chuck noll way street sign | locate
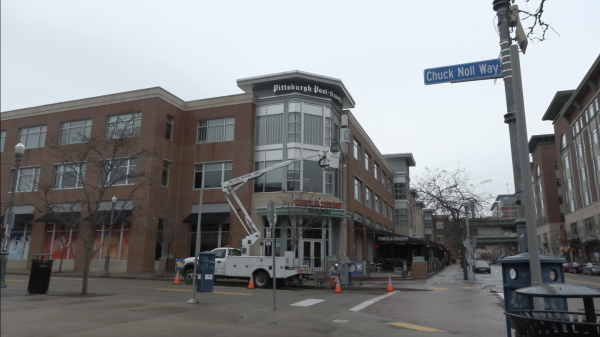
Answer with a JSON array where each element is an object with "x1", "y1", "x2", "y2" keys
[{"x1": 424, "y1": 59, "x2": 501, "y2": 85}]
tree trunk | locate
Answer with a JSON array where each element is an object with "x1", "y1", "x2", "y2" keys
[
  {"x1": 461, "y1": 249, "x2": 468, "y2": 280},
  {"x1": 58, "y1": 247, "x2": 64, "y2": 273}
]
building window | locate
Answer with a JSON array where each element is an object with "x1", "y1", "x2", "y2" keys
[
  {"x1": 584, "y1": 217, "x2": 595, "y2": 232},
  {"x1": 436, "y1": 235, "x2": 444, "y2": 243},
  {"x1": 375, "y1": 194, "x2": 381, "y2": 213},
  {"x1": 436, "y1": 221, "x2": 444, "y2": 229},
  {"x1": 18, "y1": 125, "x2": 47, "y2": 149},
  {"x1": 44, "y1": 223, "x2": 77, "y2": 261},
  {"x1": 395, "y1": 208, "x2": 408, "y2": 227},
  {"x1": 354, "y1": 177, "x2": 362, "y2": 201},
  {"x1": 254, "y1": 161, "x2": 283, "y2": 193},
  {"x1": 194, "y1": 162, "x2": 233, "y2": 189},
  {"x1": 382, "y1": 172, "x2": 387, "y2": 186},
  {"x1": 302, "y1": 161, "x2": 323, "y2": 193},
  {"x1": 374, "y1": 163, "x2": 379, "y2": 180},
  {"x1": 304, "y1": 114, "x2": 323, "y2": 146},
  {"x1": 365, "y1": 152, "x2": 371, "y2": 171},
  {"x1": 53, "y1": 163, "x2": 86, "y2": 189},
  {"x1": 570, "y1": 222, "x2": 579, "y2": 235},
  {"x1": 554, "y1": 161, "x2": 559, "y2": 170},
  {"x1": 13, "y1": 166, "x2": 41, "y2": 192},
  {"x1": 560, "y1": 213, "x2": 565, "y2": 222},
  {"x1": 59, "y1": 119, "x2": 92, "y2": 145},
  {"x1": 256, "y1": 114, "x2": 283, "y2": 145},
  {"x1": 102, "y1": 159, "x2": 137, "y2": 186},
  {"x1": 106, "y1": 112, "x2": 141, "y2": 139},
  {"x1": 0, "y1": 130, "x2": 5, "y2": 152},
  {"x1": 389, "y1": 205, "x2": 394, "y2": 221},
  {"x1": 198, "y1": 117, "x2": 235, "y2": 144},
  {"x1": 556, "y1": 178, "x2": 561, "y2": 187},
  {"x1": 325, "y1": 117, "x2": 333, "y2": 147},
  {"x1": 365, "y1": 187, "x2": 372, "y2": 208},
  {"x1": 558, "y1": 195, "x2": 563, "y2": 204},
  {"x1": 287, "y1": 162, "x2": 300, "y2": 191},
  {"x1": 394, "y1": 183, "x2": 407, "y2": 200},
  {"x1": 288, "y1": 112, "x2": 301, "y2": 143},
  {"x1": 388, "y1": 180, "x2": 392, "y2": 192},
  {"x1": 166, "y1": 115, "x2": 174, "y2": 140},
  {"x1": 161, "y1": 160, "x2": 171, "y2": 187},
  {"x1": 353, "y1": 139, "x2": 361, "y2": 161},
  {"x1": 426, "y1": 234, "x2": 433, "y2": 241},
  {"x1": 325, "y1": 170, "x2": 335, "y2": 195},
  {"x1": 93, "y1": 223, "x2": 131, "y2": 261},
  {"x1": 382, "y1": 201, "x2": 387, "y2": 218}
]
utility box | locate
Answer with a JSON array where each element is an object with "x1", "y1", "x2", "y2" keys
[
  {"x1": 196, "y1": 252, "x2": 216, "y2": 293},
  {"x1": 500, "y1": 253, "x2": 566, "y2": 336}
]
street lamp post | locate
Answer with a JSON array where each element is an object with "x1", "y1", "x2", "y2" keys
[
  {"x1": 103, "y1": 196, "x2": 117, "y2": 276},
  {"x1": 1, "y1": 141, "x2": 26, "y2": 288},
  {"x1": 329, "y1": 138, "x2": 350, "y2": 284},
  {"x1": 464, "y1": 201, "x2": 475, "y2": 281}
]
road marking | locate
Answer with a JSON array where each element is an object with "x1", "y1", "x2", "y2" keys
[
  {"x1": 155, "y1": 288, "x2": 251, "y2": 296},
  {"x1": 349, "y1": 291, "x2": 398, "y2": 312},
  {"x1": 290, "y1": 299, "x2": 325, "y2": 307},
  {"x1": 566, "y1": 278, "x2": 600, "y2": 287},
  {"x1": 462, "y1": 286, "x2": 474, "y2": 289},
  {"x1": 332, "y1": 319, "x2": 348, "y2": 323},
  {"x1": 429, "y1": 287, "x2": 449, "y2": 290},
  {"x1": 498, "y1": 293, "x2": 504, "y2": 300},
  {"x1": 389, "y1": 323, "x2": 445, "y2": 332}
]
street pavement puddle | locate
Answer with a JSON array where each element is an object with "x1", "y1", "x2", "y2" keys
[{"x1": 389, "y1": 323, "x2": 445, "y2": 332}]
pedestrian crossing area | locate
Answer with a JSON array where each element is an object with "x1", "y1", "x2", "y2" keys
[{"x1": 289, "y1": 291, "x2": 399, "y2": 311}]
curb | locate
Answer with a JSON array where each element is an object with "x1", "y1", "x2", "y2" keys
[{"x1": 6, "y1": 271, "x2": 431, "y2": 291}]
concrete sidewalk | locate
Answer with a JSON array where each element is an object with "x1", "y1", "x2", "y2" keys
[{"x1": 6, "y1": 264, "x2": 463, "y2": 291}]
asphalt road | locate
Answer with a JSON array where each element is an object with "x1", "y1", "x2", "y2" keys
[{"x1": 2, "y1": 266, "x2": 509, "y2": 337}]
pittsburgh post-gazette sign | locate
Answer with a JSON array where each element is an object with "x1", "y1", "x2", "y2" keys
[{"x1": 273, "y1": 83, "x2": 344, "y2": 104}]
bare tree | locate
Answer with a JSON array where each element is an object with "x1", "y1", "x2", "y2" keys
[
  {"x1": 34, "y1": 109, "x2": 155, "y2": 296},
  {"x1": 517, "y1": 0, "x2": 557, "y2": 42},
  {"x1": 277, "y1": 190, "x2": 330, "y2": 259},
  {"x1": 142, "y1": 198, "x2": 185, "y2": 275},
  {"x1": 414, "y1": 166, "x2": 493, "y2": 280}
]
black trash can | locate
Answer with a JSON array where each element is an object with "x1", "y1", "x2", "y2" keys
[{"x1": 27, "y1": 258, "x2": 54, "y2": 294}]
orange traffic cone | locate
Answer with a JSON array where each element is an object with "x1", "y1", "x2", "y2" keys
[
  {"x1": 387, "y1": 276, "x2": 393, "y2": 292},
  {"x1": 173, "y1": 270, "x2": 181, "y2": 285},
  {"x1": 334, "y1": 276, "x2": 342, "y2": 293},
  {"x1": 248, "y1": 273, "x2": 255, "y2": 289}
]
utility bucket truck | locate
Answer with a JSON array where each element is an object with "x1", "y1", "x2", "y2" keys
[{"x1": 182, "y1": 150, "x2": 340, "y2": 288}]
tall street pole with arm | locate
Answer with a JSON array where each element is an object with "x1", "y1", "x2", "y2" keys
[{"x1": 1, "y1": 141, "x2": 26, "y2": 288}]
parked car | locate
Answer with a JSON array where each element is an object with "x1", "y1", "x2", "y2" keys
[
  {"x1": 473, "y1": 260, "x2": 491, "y2": 273},
  {"x1": 569, "y1": 262, "x2": 584, "y2": 274},
  {"x1": 583, "y1": 262, "x2": 600, "y2": 275},
  {"x1": 563, "y1": 262, "x2": 570, "y2": 272}
]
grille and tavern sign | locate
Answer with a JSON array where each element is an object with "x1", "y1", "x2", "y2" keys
[
  {"x1": 294, "y1": 199, "x2": 342, "y2": 209},
  {"x1": 377, "y1": 236, "x2": 408, "y2": 242}
]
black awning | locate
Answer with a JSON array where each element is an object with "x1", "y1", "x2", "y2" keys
[
  {"x1": 182, "y1": 212, "x2": 230, "y2": 224},
  {"x1": 0, "y1": 214, "x2": 33, "y2": 225},
  {"x1": 97, "y1": 210, "x2": 132, "y2": 222},
  {"x1": 36, "y1": 212, "x2": 81, "y2": 223}
]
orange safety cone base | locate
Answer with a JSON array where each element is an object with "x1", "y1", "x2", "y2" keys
[
  {"x1": 334, "y1": 276, "x2": 342, "y2": 293},
  {"x1": 248, "y1": 273, "x2": 255, "y2": 289},
  {"x1": 387, "y1": 276, "x2": 393, "y2": 292},
  {"x1": 173, "y1": 270, "x2": 181, "y2": 285}
]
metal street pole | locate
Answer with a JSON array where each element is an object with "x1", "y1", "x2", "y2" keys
[
  {"x1": 330, "y1": 138, "x2": 349, "y2": 285},
  {"x1": 1, "y1": 141, "x2": 25, "y2": 289},
  {"x1": 103, "y1": 196, "x2": 117, "y2": 276},
  {"x1": 188, "y1": 188, "x2": 203, "y2": 304},
  {"x1": 465, "y1": 205, "x2": 474, "y2": 282},
  {"x1": 510, "y1": 44, "x2": 543, "y2": 287},
  {"x1": 493, "y1": 0, "x2": 527, "y2": 253}
]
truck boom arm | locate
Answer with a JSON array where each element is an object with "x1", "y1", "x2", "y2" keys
[{"x1": 221, "y1": 150, "x2": 339, "y2": 255}]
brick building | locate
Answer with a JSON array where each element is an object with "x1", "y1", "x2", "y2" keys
[
  {"x1": 528, "y1": 134, "x2": 564, "y2": 256},
  {"x1": 541, "y1": 55, "x2": 600, "y2": 262},
  {"x1": 1, "y1": 71, "x2": 414, "y2": 273}
]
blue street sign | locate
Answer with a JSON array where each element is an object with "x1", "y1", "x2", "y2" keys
[{"x1": 424, "y1": 59, "x2": 501, "y2": 85}]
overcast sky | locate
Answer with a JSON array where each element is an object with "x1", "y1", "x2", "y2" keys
[{"x1": 2, "y1": 1, "x2": 599, "y2": 199}]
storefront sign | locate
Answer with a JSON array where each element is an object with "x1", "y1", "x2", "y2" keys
[
  {"x1": 377, "y1": 236, "x2": 408, "y2": 243},
  {"x1": 294, "y1": 199, "x2": 342, "y2": 209},
  {"x1": 273, "y1": 83, "x2": 343, "y2": 104}
]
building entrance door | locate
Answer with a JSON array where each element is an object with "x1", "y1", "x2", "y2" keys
[{"x1": 301, "y1": 240, "x2": 324, "y2": 270}]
